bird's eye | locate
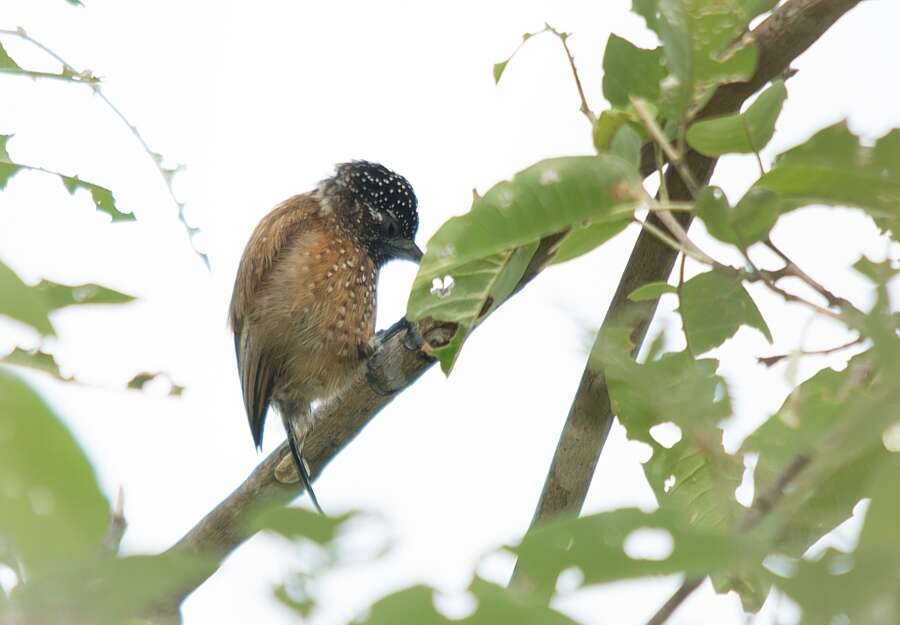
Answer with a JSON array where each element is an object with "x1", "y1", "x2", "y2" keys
[{"x1": 382, "y1": 213, "x2": 401, "y2": 239}]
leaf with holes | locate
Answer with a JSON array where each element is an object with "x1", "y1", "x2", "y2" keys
[
  {"x1": 0, "y1": 348, "x2": 71, "y2": 382},
  {"x1": 686, "y1": 81, "x2": 787, "y2": 155},
  {"x1": 408, "y1": 244, "x2": 536, "y2": 373},
  {"x1": 0, "y1": 369, "x2": 108, "y2": 575},
  {"x1": 513, "y1": 506, "x2": 763, "y2": 598},
  {"x1": 680, "y1": 270, "x2": 772, "y2": 354},
  {"x1": 0, "y1": 136, "x2": 132, "y2": 221},
  {"x1": 408, "y1": 156, "x2": 642, "y2": 373}
]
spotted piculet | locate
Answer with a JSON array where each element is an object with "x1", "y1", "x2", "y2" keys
[{"x1": 229, "y1": 161, "x2": 422, "y2": 511}]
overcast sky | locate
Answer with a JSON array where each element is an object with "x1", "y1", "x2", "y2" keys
[{"x1": 1, "y1": 1, "x2": 899, "y2": 624}]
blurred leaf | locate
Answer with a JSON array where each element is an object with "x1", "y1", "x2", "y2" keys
[
  {"x1": 355, "y1": 585, "x2": 452, "y2": 625},
  {"x1": 755, "y1": 124, "x2": 900, "y2": 236},
  {"x1": 686, "y1": 81, "x2": 787, "y2": 155},
  {"x1": 275, "y1": 582, "x2": 316, "y2": 618},
  {"x1": 0, "y1": 369, "x2": 108, "y2": 575},
  {"x1": 126, "y1": 371, "x2": 184, "y2": 397},
  {"x1": 853, "y1": 256, "x2": 899, "y2": 285},
  {"x1": 464, "y1": 577, "x2": 581, "y2": 625},
  {"x1": 0, "y1": 348, "x2": 70, "y2": 382},
  {"x1": 743, "y1": 355, "x2": 896, "y2": 555},
  {"x1": 34, "y1": 279, "x2": 135, "y2": 309},
  {"x1": 60, "y1": 176, "x2": 133, "y2": 222},
  {"x1": 252, "y1": 505, "x2": 354, "y2": 546},
  {"x1": 696, "y1": 186, "x2": 780, "y2": 247},
  {"x1": 680, "y1": 270, "x2": 772, "y2": 353},
  {"x1": 596, "y1": 335, "x2": 741, "y2": 529},
  {"x1": 548, "y1": 221, "x2": 629, "y2": 267},
  {"x1": 602, "y1": 35, "x2": 666, "y2": 108},
  {"x1": 0, "y1": 259, "x2": 54, "y2": 336},
  {"x1": 628, "y1": 281, "x2": 676, "y2": 301},
  {"x1": 774, "y1": 456, "x2": 900, "y2": 625},
  {"x1": 514, "y1": 506, "x2": 763, "y2": 598},
  {"x1": 408, "y1": 156, "x2": 642, "y2": 372},
  {"x1": 592, "y1": 108, "x2": 646, "y2": 154},
  {"x1": 8, "y1": 553, "x2": 212, "y2": 625}
]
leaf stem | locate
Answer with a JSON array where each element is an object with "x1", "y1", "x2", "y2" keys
[
  {"x1": 631, "y1": 96, "x2": 699, "y2": 195},
  {"x1": 545, "y1": 24, "x2": 596, "y2": 124}
]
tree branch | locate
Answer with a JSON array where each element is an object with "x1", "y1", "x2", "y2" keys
[
  {"x1": 509, "y1": 0, "x2": 863, "y2": 589},
  {"x1": 156, "y1": 0, "x2": 863, "y2": 617}
]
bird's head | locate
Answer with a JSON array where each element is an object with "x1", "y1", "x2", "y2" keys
[{"x1": 319, "y1": 160, "x2": 422, "y2": 266}]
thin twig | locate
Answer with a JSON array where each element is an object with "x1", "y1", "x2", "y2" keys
[
  {"x1": 765, "y1": 239, "x2": 859, "y2": 312},
  {"x1": 101, "y1": 486, "x2": 127, "y2": 555},
  {"x1": 743, "y1": 250, "x2": 843, "y2": 320},
  {"x1": 545, "y1": 24, "x2": 596, "y2": 124},
  {"x1": 757, "y1": 335, "x2": 863, "y2": 367},
  {"x1": 645, "y1": 578, "x2": 704, "y2": 625},
  {"x1": 631, "y1": 96, "x2": 699, "y2": 195},
  {"x1": 0, "y1": 27, "x2": 207, "y2": 267}
]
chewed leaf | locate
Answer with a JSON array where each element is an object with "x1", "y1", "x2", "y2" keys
[
  {"x1": 34, "y1": 280, "x2": 135, "y2": 309},
  {"x1": 61, "y1": 176, "x2": 133, "y2": 222},
  {"x1": 407, "y1": 156, "x2": 641, "y2": 373},
  {"x1": 0, "y1": 259, "x2": 54, "y2": 336}
]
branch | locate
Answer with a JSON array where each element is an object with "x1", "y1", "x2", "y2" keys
[
  {"x1": 155, "y1": 0, "x2": 863, "y2": 617},
  {"x1": 509, "y1": 0, "x2": 863, "y2": 589}
]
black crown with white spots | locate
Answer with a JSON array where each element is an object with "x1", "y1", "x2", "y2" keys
[{"x1": 326, "y1": 160, "x2": 420, "y2": 265}]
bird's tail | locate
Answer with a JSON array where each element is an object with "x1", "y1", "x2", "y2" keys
[{"x1": 287, "y1": 430, "x2": 324, "y2": 515}]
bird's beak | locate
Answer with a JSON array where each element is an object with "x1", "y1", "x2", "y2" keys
[{"x1": 387, "y1": 238, "x2": 424, "y2": 263}]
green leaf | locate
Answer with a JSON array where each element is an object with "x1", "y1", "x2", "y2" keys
[
  {"x1": 0, "y1": 370, "x2": 108, "y2": 575},
  {"x1": 628, "y1": 281, "x2": 676, "y2": 301},
  {"x1": 0, "y1": 43, "x2": 22, "y2": 71},
  {"x1": 9, "y1": 553, "x2": 212, "y2": 625},
  {"x1": 464, "y1": 577, "x2": 581, "y2": 625},
  {"x1": 0, "y1": 135, "x2": 23, "y2": 191},
  {"x1": 609, "y1": 124, "x2": 643, "y2": 169},
  {"x1": 33, "y1": 280, "x2": 135, "y2": 309},
  {"x1": 755, "y1": 123, "x2": 900, "y2": 237},
  {"x1": 0, "y1": 136, "x2": 132, "y2": 221},
  {"x1": 252, "y1": 505, "x2": 354, "y2": 545},
  {"x1": 492, "y1": 61, "x2": 508, "y2": 84},
  {"x1": 680, "y1": 270, "x2": 772, "y2": 353},
  {"x1": 602, "y1": 35, "x2": 666, "y2": 108},
  {"x1": 355, "y1": 586, "x2": 451, "y2": 625},
  {"x1": 773, "y1": 456, "x2": 900, "y2": 625},
  {"x1": 694, "y1": 186, "x2": 780, "y2": 246},
  {"x1": 0, "y1": 259, "x2": 54, "y2": 336},
  {"x1": 742, "y1": 355, "x2": 896, "y2": 556},
  {"x1": 411, "y1": 243, "x2": 537, "y2": 373},
  {"x1": 0, "y1": 348, "x2": 71, "y2": 382},
  {"x1": 853, "y1": 255, "x2": 899, "y2": 285},
  {"x1": 635, "y1": 0, "x2": 760, "y2": 119},
  {"x1": 60, "y1": 176, "x2": 134, "y2": 222},
  {"x1": 686, "y1": 80, "x2": 787, "y2": 155},
  {"x1": 513, "y1": 506, "x2": 763, "y2": 597},
  {"x1": 548, "y1": 220, "x2": 629, "y2": 266},
  {"x1": 408, "y1": 156, "x2": 642, "y2": 372}
]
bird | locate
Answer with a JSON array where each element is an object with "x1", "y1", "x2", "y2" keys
[{"x1": 229, "y1": 160, "x2": 423, "y2": 512}]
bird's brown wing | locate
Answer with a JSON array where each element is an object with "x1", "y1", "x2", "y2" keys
[{"x1": 229, "y1": 194, "x2": 318, "y2": 448}]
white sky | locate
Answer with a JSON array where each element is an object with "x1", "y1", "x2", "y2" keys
[{"x1": 1, "y1": 1, "x2": 899, "y2": 624}]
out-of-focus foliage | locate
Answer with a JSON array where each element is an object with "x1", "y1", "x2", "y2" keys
[{"x1": 2, "y1": 0, "x2": 898, "y2": 624}]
